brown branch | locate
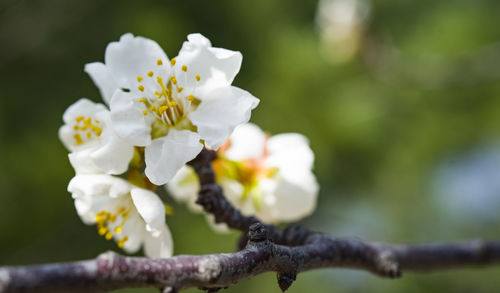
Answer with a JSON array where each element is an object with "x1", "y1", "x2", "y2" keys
[{"x1": 1, "y1": 148, "x2": 500, "y2": 292}]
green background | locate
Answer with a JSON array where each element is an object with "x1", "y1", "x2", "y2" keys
[{"x1": 1, "y1": 0, "x2": 500, "y2": 292}]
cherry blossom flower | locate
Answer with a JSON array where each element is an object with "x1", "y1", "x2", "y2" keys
[
  {"x1": 168, "y1": 123, "x2": 319, "y2": 225},
  {"x1": 58, "y1": 98, "x2": 134, "y2": 175},
  {"x1": 68, "y1": 174, "x2": 173, "y2": 258},
  {"x1": 86, "y1": 33, "x2": 259, "y2": 185}
]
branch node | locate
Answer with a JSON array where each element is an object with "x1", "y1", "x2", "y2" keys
[
  {"x1": 374, "y1": 247, "x2": 402, "y2": 278},
  {"x1": 248, "y1": 223, "x2": 268, "y2": 243},
  {"x1": 277, "y1": 271, "x2": 297, "y2": 292}
]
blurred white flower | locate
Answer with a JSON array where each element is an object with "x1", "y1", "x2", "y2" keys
[
  {"x1": 86, "y1": 33, "x2": 259, "y2": 185},
  {"x1": 68, "y1": 174, "x2": 173, "y2": 258},
  {"x1": 168, "y1": 123, "x2": 319, "y2": 226},
  {"x1": 316, "y1": 0, "x2": 370, "y2": 63},
  {"x1": 58, "y1": 98, "x2": 134, "y2": 175}
]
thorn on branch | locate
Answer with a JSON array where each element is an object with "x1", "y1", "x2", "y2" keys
[{"x1": 277, "y1": 271, "x2": 297, "y2": 292}]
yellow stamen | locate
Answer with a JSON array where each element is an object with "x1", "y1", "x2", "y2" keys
[
  {"x1": 195, "y1": 74, "x2": 201, "y2": 81},
  {"x1": 150, "y1": 105, "x2": 157, "y2": 112},
  {"x1": 138, "y1": 85, "x2": 145, "y2": 92},
  {"x1": 117, "y1": 236, "x2": 129, "y2": 248},
  {"x1": 138, "y1": 98, "x2": 147, "y2": 103},
  {"x1": 74, "y1": 134, "x2": 83, "y2": 145},
  {"x1": 181, "y1": 65, "x2": 187, "y2": 72},
  {"x1": 169, "y1": 101, "x2": 177, "y2": 107},
  {"x1": 142, "y1": 110, "x2": 148, "y2": 115},
  {"x1": 154, "y1": 91, "x2": 161, "y2": 97},
  {"x1": 94, "y1": 119, "x2": 100, "y2": 123},
  {"x1": 170, "y1": 58, "x2": 176, "y2": 66},
  {"x1": 159, "y1": 106, "x2": 169, "y2": 114},
  {"x1": 105, "y1": 232, "x2": 113, "y2": 240},
  {"x1": 98, "y1": 226, "x2": 108, "y2": 236},
  {"x1": 137, "y1": 76, "x2": 143, "y2": 82},
  {"x1": 86, "y1": 132, "x2": 92, "y2": 139},
  {"x1": 73, "y1": 125, "x2": 79, "y2": 131},
  {"x1": 187, "y1": 95, "x2": 195, "y2": 101},
  {"x1": 84, "y1": 117, "x2": 92, "y2": 126},
  {"x1": 75, "y1": 116, "x2": 84, "y2": 122},
  {"x1": 114, "y1": 226, "x2": 122, "y2": 234},
  {"x1": 157, "y1": 59, "x2": 163, "y2": 65},
  {"x1": 177, "y1": 87, "x2": 184, "y2": 93},
  {"x1": 170, "y1": 76, "x2": 177, "y2": 85},
  {"x1": 147, "y1": 71, "x2": 154, "y2": 77}
]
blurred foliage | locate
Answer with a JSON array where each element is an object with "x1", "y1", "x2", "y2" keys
[{"x1": 2, "y1": 0, "x2": 500, "y2": 292}]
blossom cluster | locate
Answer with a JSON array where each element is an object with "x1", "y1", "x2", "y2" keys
[{"x1": 60, "y1": 33, "x2": 318, "y2": 258}]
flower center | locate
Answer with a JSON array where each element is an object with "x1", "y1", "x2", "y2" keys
[
  {"x1": 95, "y1": 205, "x2": 130, "y2": 248},
  {"x1": 72, "y1": 116, "x2": 103, "y2": 145},
  {"x1": 136, "y1": 58, "x2": 202, "y2": 139}
]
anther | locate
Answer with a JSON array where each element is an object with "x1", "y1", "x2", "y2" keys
[
  {"x1": 177, "y1": 87, "x2": 184, "y2": 93},
  {"x1": 138, "y1": 85, "x2": 145, "y2": 92},
  {"x1": 117, "y1": 236, "x2": 129, "y2": 248},
  {"x1": 138, "y1": 98, "x2": 147, "y2": 103},
  {"x1": 181, "y1": 65, "x2": 187, "y2": 72},
  {"x1": 75, "y1": 116, "x2": 84, "y2": 122},
  {"x1": 114, "y1": 226, "x2": 122, "y2": 234},
  {"x1": 187, "y1": 95, "x2": 195, "y2": 101},
  {"x1": 159, "y1": 106, "x2": 169, "y2": 114},
  {"x1": 105, "y1": 232, "x2": 113, "y2": 240},
  {"x1": 150, "y1": 105, "x2": 157, "y2": 112},
  {"x1": 74, "y1": 134, "x2": 83, "y2": 145},
  {"x1": 137, "y1": 76, "x2": 143, "y2": 82},
  {"x1": 98, "y1": 226, "x2": 108, "y2": 236},
  {"x1": 147, "y1": 71, "x2": 154, "y2": 77},
  {"x1": 142, "y1": 110, "x2": 148, "y2": 116},
  {"x1": 157, "y1": 59, "x2": 163, "y2": 65},
  {"x1": 169, "y1": 101, "x2": 177, "y2": 107},
  {"x1": 86, "y1": 132, "x2": 92, "y2": 139},
  {"x1": 170, "y1": 58, "x2": 176, "y2": 66},
  {"x1": 195, "y1": 74, "x2": 201, "y2": 81},
  {"x1": 73, "y1": 125, "x2": 79, "y2": 131},
  {"x1": 170, "y1": 76, "x2": 177, "y2": 85}
]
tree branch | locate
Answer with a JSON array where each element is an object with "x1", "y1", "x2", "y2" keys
[{"x1": 1, "y1": 149, "x2": 500, "y2": 292}]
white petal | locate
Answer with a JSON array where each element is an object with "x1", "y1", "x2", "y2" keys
[
  {"x1": 120, "y1": 215, "x2": 145, "y2": 254},
  {"x1": 89, "y1": 110, "x2": 134, "y2": 175},
  {"x1": 143, "y1": 226, "x2": 174, "y2": 258},
  {"x1": 110, "y1": 90, "x2": 152, "y2": 146},
  {"x1": 166, "y1": 166, "x2": 202, "y2": 212},
  {"x1": 84, "y1": 62, "x2": 119, "y2": 105},
  {"x1": 174, "y1": 33, "x2": 242, "y2": 93},
  {"x1": 68, "y1": 174, "x2": 131, "y2": 200},
  {"x1": 105, "y1": 33, "x2": 170, "y2": 90},
  {"x1": 144, "y1": 129, "x2": 203, "y2": 185},
  {"x1": 266, "y1": 133, "x2": 314, "y2": 170},
  {"x1": 189, "y1": 86, "x2": 259, "y2": 149},
  {"x1": 68, "y1": 151, "x2": 103, "y2": 174},
  {"x1": 262, "y1": 171, "x2": 319, "y2": 223},
  {"x1": 224, "y1": 123, "x2": 266, "y2": 160},
  {"x1": 130, "y1": 187, "x2": 166, "y2": 235}
]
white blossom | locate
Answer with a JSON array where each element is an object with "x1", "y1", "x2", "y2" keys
[
  {"x1": 58, "y1": 98, "x2": 134, "y2": 175},
  {"x1": 168, "y1": 123, "x2": 319, "y2": 226},
  {"x1": 86, "y1": 33, "x2": 259, "y2": 185},
  {"x1": 68, "y1": 174, "x2": 173, "y2": 258}
]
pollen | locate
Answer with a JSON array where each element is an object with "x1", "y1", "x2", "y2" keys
[
  {"x1": 187, "y1": 95, "x2": 195, "y2": 101},
  {"x1": 177, "y1": 87, "x2": 184, "y2": 93},
  {"x1": 117, "y1": 236, "x2": 129, "y2": 248},
  {"x1": 157, "y1": 59, "x2": 163, "y2": 65},
  {"x1": 147, "y1": 71, "x2": 154, "y2": 77},
  {"x1": 169, "y1": 101, "x2": 177, "y2": 107},
  {"x1": 154, "y1": 91, "x2": 161, "y2": 97},
  {"x1": 105, "y1": 232, "x2": 113, "y2": 240},
  {"x1": 150, "y1": 105, "x2": 157, "y2": 112},
  {"x1": 138, "y1": 85, "x2": 145, "y2": 92},
  {"x1": 142, "y1": 110, "x2": 148, "y2": 115},
  {"x1": 114, "y1": 226, "x2": 122, "y2": 235},
  {"x1": 195, "y1": 74, "x2": 201, "y2": 81},
  {"x1": 137, "y1": 76, "x2": 143, "y2": 82},
  {"x1": 159, "y1": 106, "x2": 169, "y2": 114},
  {"x1": 138, "y1": 98, "x2": 147, "y2": 103},
  {"x1": 170, "y1": 76, "x2": 177, "y2": 85},
  {"x1": 74, "y1": 134, "x2": 83, "y2": 145},
  {"x1": 73, "y1": 125, "x2": 79, "y2": 131},
  {"x1": 181, "y1": 65, "x2": 188, "y2": 72},
  {"x1": 75, "y1": 116, "x2": 84, "y2": 122},
  {"x1": 170, "y1": 58, "x2": 176, "y2": 66},
  {"x1": 86, "y1": 132, "x2": 92, "y2": 139},
  {"x1": 98, "y1": 226, "x2": 108, "y2": 236}
]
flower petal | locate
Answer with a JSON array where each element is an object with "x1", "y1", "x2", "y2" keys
[
  {"x1": 224, "y1": 123, "x2": 266, "y2": 160},
  {"x1": 110, "y1": 90, "x2": 152, "y2": 147},
  {"x1": 144, "y1": 129, "x2": 203, "y2": 185},
  {"x1": 89, "y1": 110, "x2": 134, "y2": 175},
  {"x1": 143, "y1": 226, "x2": 173, "y2": 258},
  {"x1": 105, "y1": 33, "x2": 170, "y2": 90},
  {"x1": 266, "y1": 133, "x2": 315, "y2": 170},
  {"x1": 130, "y1": 187, "x2": 166, "y2": 235},
  {"x1": 166, "y1": 166, "x2": 202, "y2": 212},
  {"x1": 68, "y1": 151, "x2": 103, "y2": 174},
  {"x1": 174, "y1": 33, "x2": 242, "y2": 93},
  {"x1": 84, "y1": 62, "x2": 119, "y2": 105},
  {"x1": 188, "y1": 86, "x2": 259, "y2": 149}
]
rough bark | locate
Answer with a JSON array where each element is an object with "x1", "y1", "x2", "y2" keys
[{"x1": 1, "y1": 149, "x2": 500, "y2": 292}]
